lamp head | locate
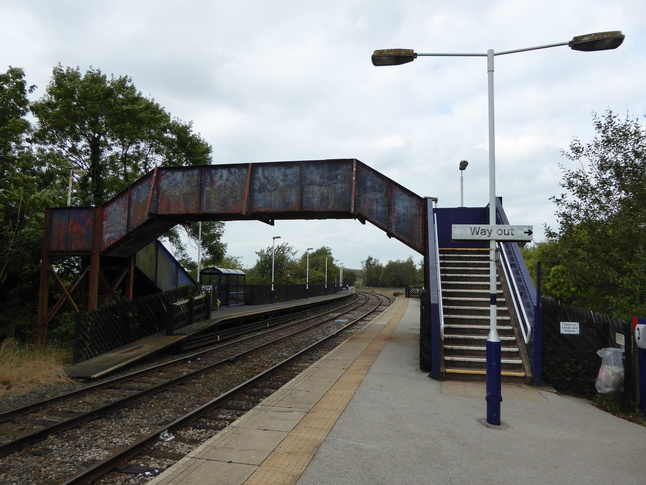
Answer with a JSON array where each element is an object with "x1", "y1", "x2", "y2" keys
[
  {"x1": 459, "y1": 160, "x2": 469, "y2": 171},
  {"x1": 569, "y1": 31, "x2": 624, "y2": 51},
  {"x1": 372, "y1": 49, "x2": 417, "y2": 66}
]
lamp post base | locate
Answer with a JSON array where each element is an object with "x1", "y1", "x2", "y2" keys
[{"x1": 486, "y1": 339, "x2": 502, "y2": 425}]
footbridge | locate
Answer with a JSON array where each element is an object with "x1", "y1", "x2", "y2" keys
[{"x1": 37, "y1": 158, "x2": 536, "y2": 381}]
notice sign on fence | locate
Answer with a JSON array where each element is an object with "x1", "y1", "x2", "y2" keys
[{"x1": 560, "y1": 321, "x2": 580, "y2": 335}]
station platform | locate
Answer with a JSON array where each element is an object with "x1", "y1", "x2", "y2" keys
[
  {"x1": 150, "y1": 297, "x2": 645, "y2": 485},
  {"x1": 63, "y1": 291, "x2": 352, "y2": 380}
]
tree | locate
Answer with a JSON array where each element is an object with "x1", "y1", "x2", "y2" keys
[
  {"x1": 362, "y1": 256, "x2": 383, "y2": 287},
  {"x1": 378, "y1": 257, "x2": 417, "y2": 287},
  {"x1": 0, "y1": 66, "x2": 225, "y2": 340},
  {"x1": 31, "y1": 65, "x2": 212, "y2": 206},
  {"x1": 248, "y1": 242, "x2": 297, "y2": 284},
  {"x1": 547, "y1": 110, "x2": 646, "y2": 318},
  {"x1": 0, "y1": 67, "x2": 62, "y2": 338},
  {"x1": 342, "y1": 269, "x2": 357, "y2": 287},
  {"x1": 291, "y1": 247, "x2": 337, "y2": 284},
  {"x1": 30, "y1": 65, "x2": 222, "y2": 266}
]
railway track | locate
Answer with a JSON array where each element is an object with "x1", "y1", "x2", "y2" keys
[{"x1": 0, "y1": 291, "x2": 394, "y2": 484}]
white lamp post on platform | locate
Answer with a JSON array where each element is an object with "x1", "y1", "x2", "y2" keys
[
  {"x1": 325, "y1": 256, "x2": 329, "y2": 295},
  {"x1": 306, "y1": 247, "x2": 313, "y2": 298},
  {"x1": 271, "y1": 236, "x2": 281, "y2": 303},
  {"x1": 372, "y1": 30, "x2": 624, "y2": 425},
  {"x1": 459, "y1": 160, "x2": 468, "y2": 207}
]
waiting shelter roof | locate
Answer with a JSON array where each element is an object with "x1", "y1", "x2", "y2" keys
[{"x1": 201, "y1": 267, "x2": 246, "y2": 276}]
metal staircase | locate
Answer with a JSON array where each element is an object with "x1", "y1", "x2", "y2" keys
[{"x1": 439, "y1": 248, "x2": 529, "y2": 382}]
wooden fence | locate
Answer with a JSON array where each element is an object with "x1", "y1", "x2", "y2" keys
[
  {"x1": 73, "y1": 284, "x2": 207, "y2": 363},
  {"x1": 541, "y1": 296, "x2": 633, "y2": 401}
]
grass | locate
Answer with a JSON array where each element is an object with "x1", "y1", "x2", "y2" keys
[
  {"x1": 592, "y1": 393, "x2": 646, "y2": 427},
  {"x1": 0, "y1": 338, "x2": 73, "y2": 398},
  {"x1": 359, "y1": 287, "x2": 406, "y2": 297}
]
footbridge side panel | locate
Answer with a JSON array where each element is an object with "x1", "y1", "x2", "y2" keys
[{"x1": 46, "y1": 159, "x2": 427, "y2": 258}]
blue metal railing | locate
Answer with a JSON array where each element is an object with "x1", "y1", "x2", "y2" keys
[
  {"x1": 495, "y1": 199, "x2": 536, "y2": 347},
  {"x1": 499, "y1": 240, "x2": 535, "y2": 343}
]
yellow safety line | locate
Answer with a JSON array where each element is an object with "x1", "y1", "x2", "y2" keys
[
  {"x1": 244, "y1": 299, "x2": 409, "y2": 485},
  {"x1": 445, "y1": 368, "x2": 526, "y2": 377}
]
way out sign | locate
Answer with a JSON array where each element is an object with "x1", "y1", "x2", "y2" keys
[{"x1": 452, "y1": 224, "x2": 534, "y2": 242}]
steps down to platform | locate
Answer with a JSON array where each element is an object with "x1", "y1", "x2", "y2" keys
[{"x1": 440, "y1": 248, "x2": 528, "y2": 383}]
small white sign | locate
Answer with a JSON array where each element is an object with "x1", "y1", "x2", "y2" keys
[
  {"x1": 560, "y1": 321, "x2": 580, "y2": 335},
  {"x1": 616, "y1": 332, "x2": 625, "y2": 347},
  {"x1": 452, "y1": 224, "x2": 534, "y2": 242}
]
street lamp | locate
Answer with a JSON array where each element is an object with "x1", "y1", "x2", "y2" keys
[
  {"x1": 459, "y1": 160, "x2": 468, "y2": 207},
  {"x1": 325, "y1": 255, "x2": 328, "y2": 295},
  {"x1": 335, "y1": 259, "x2": 344, "y2": 289},
  {"x1": 67, "y1": 169, "x2": 87, "y2": 206},
  {"x1": 271, "y1": 236, "x2": 281, "y2": 303},
  {"x1": 372, "y1": 30, "x2": 624, "y2": 426},
  {"x1": 306, "y1": 247, "x2": 313, "y2": 298}
]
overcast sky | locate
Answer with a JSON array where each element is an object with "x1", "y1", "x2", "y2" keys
[{"x1": 3, "y1": 1, "x2": 644, "y2": 270}]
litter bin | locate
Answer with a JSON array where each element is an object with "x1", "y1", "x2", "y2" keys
[{"x1": 595, "y1": 347, "x2": 624, "y2": 394}]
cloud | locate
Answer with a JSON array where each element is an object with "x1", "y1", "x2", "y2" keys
[{"x1": 3, "y1": 0, "x2": 644, "y2": 269}]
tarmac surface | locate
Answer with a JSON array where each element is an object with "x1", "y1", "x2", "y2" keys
[{"x1": 151, "y1": 297, "x2": 646, "y2": 485}]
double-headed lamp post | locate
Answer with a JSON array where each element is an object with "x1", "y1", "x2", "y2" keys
[
  {"x1": 372, "y1": 30, "x2": 624, "y2": 426},
  {"x1": 271, "y1": 236, "x2": 281, "y2": 303},
  {"x1": 306, "y1": 247, "x2": 314, "y2": 298}
]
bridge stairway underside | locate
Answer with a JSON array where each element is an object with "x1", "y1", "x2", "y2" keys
[{"x1": 439, "y1": 248, "x2": 530, "y2": 383}]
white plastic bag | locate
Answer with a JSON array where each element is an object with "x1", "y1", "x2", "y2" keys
[{"x1": 595, "y1": 347, "x2": 624, "y2": 394}]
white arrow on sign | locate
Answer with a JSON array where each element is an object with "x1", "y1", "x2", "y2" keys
[{"x1": 452, "y1": 224, "x2": 534, "y2": 242}]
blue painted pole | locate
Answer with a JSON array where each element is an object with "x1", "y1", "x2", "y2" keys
[{"x1": 486, "y1": 339, "x2": 502, "y2": 425}]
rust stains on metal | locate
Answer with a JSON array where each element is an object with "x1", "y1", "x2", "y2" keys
[{"x1": 46, "y1": 159, "x2": 427, "y2": 257}]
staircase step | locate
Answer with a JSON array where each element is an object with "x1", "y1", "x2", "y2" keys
[
  {"x1": 444, "y1": 325, "x2": 513, "y2": 332},
  {"x1": 444, "y1": 327, "x2": 516, "y2": 342},
  {"x1": 444, "y1": 314, "x2": 511, "y2": 325},
  {"x1": 442, "y1": 281, "x2": 501, "y2": 287},
  {"x1": 445, "y1": 356, "x2": 523, "y2": 365},
  {"x1": 441, "y1": 273, "x2": 489, "y2": 279},
  {"x1": 444, "y1": 345, "x2": 519, "y2": 352},
  {"x1": 443, "y1": 305, "x2": 508, "y2": 312},
  {"x1": 443, "y1": 297, "x2": 490, "y2": 302},
  {"x1": 444, "y1": 368, "x2": 527, "y2": 378},
  {"x1": 442, "y1": 267, "x2": 488, "y2": 270}
]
